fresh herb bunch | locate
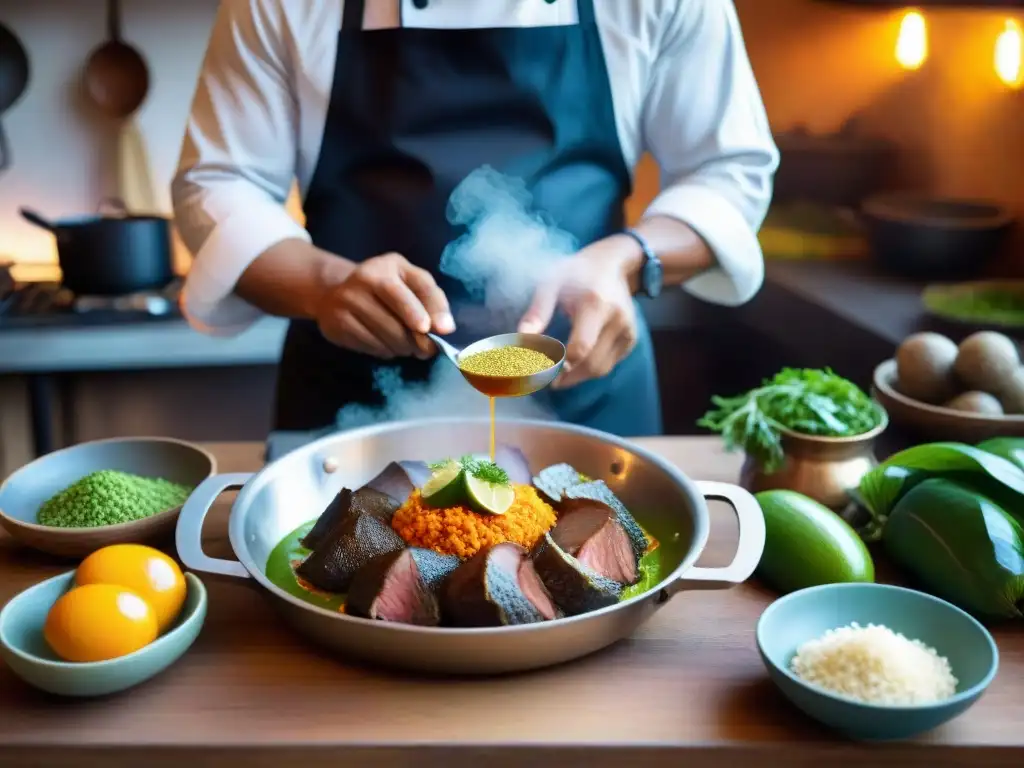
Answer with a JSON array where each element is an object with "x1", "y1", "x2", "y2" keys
[
  {"x1": 697, "y1": 367, "x2": 883, "y2": 473},
  {"x1": 429, "y1": 455, "x2": 510, "y2": 486}
]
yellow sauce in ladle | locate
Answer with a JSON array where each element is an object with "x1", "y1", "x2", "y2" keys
[{"x1": 428, "y1": 332, "x2": 565, "y2": 462}]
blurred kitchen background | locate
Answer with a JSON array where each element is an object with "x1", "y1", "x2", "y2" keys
[{"x1": 0, "y1": 0, "x2": 1021, "y2": 476}]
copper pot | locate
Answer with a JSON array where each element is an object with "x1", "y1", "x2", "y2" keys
[{"x1": 739, "y1": 413, "x2": 889, "y2": 517}]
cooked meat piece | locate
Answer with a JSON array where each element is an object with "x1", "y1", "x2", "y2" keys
[
  {"x1": 563, "y1": 480, "x2": 648, "y2": 561},
  {"x1": 532, "y1": 462, "x2": 585, "y2": 504},
  {"x1": 493, "y1": 445, "x2": 532, "y2": 485},
  {"x1": 365, "y1": 461, "x2": 430, "y2": 505},
  {"x1": 552, "y1": 502, "x2": 639, "y2": 585},
  {"x1": 532, "y1": 533, "x2": 622, "y2": 616},
  {"x1": 442, "y1": 543, "x2": 558, "y2": 627},
  {"x1": 346, "y1": 548, "x2": 452, "y2": 626},
  {"x1": 296, "y1": 512, "x2": 406, "y2": 593},
  {"x1": 301, "y1": 487, "x2": 353, "y2": 550}
]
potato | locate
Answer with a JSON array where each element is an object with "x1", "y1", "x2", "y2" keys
[
  {"x1": 944, "y1": 391, "x2": 1005, "y2": 416},
  {"x1": 954, "y1": 331, "x2": 1020, "y2": 395},
  {"x1": 998, "y1": 367, "x2": 1024, "y2": 415},
  {"x1": 895, "y1": 332, "x2": 958, "y2": 404}
]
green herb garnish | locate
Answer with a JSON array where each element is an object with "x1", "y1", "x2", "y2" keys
[
  {"x1": 466, "y1": 459, "x2": 509, "y2": 486},
  {"x1": 697, "y1": 367, "x2": 884, "y2": 473},
  {"x1": 428, "y1": 455, "x2": 510, "y2": 486}
]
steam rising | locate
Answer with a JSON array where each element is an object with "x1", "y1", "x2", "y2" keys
[
  {"x1": 334, "y1": 167, "x2": 575, "y2": 431},
  {"x1": 440, "y1": 165, "x2": 577, "y2": 332}
]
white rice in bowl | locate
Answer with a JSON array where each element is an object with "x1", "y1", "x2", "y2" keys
[{"x1": 790, "y1": 622, "x2": 958, "y2": 705}]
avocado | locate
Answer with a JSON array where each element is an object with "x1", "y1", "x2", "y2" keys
[
  {"x1": 944, "y1": 390, "x2": 1005, "y2": 416},
  {"x1": 754, "y1": 489, "x2": 875, "y2": 595},
  {"x1": 954, "y1": 331, "x2": 1020, "y2": 396},
  {"x1": 998, "y1": 367, "x2": 1024, "y2": 415},
  {"x1": 895, "y1": 332, "x2": 958, "y2": 404}
]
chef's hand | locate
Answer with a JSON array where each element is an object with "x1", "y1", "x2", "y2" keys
[
  {"x1": 315, "y1": 252, "x2": 455, "y2": 360},
  {"x1": 517, "y1": 236, "x2": 640, "y2": 389}
]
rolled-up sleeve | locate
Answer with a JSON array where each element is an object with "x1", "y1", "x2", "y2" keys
[
  {"x1": 172, "y1": 0, "x2": 308, "y2": 336},
  {"x1": 641, "y1": 0, "x2": 779, "y2": 306}
]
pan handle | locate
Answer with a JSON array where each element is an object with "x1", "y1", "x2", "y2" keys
[
  {"x1": 19, "y1": 207, "x2": 57, "y2": 232},
  {"x1": 175, "y1": 473, "x2": 253, "y2": 580},
  {"x1": 661, "y1": 481, "x2": 765, "y2": 597}
]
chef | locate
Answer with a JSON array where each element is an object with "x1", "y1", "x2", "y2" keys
[{"x1": 172, "y1": 0, "x2": 778, "y2": 437}]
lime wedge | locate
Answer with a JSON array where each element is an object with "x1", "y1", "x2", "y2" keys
[
  {"x1": 465, "y1": 473, "x2": 515, "y2": 516},
  {"x1": 421, "y1": 460, "x2": 466, "y2": 508}
]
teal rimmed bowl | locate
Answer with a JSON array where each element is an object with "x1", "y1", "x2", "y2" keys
[
  {"x1": 756, "y1": 583, "x2": 999, "y2": 741},
  {"x1": 0, "y1": 570, "x2": 207, "y2": 697}
]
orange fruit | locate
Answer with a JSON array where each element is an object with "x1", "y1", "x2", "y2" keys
[
  {"x1": 44, "y1": 584, "x2": 158, "y2": 663},
  {"x1": 76, "y1": 544, "x2": 186, "y2": 632}
]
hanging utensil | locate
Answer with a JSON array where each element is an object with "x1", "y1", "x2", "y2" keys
[
  {"x1": 0, "y1": 22, "x2": 30, "y2": 173},
  {"x1": 82, "y1": 0, "x2": 156, "y2": 212},
  {"x1": 82, "y1": 0, "x2": 149, "y2": 119}
]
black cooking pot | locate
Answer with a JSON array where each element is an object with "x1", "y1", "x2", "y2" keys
[
  {"x1": 20, "y1": 199, "x2": 174, "y2": 296},
  {"x1": 861, "y1": 192, "x2": 1015, "y2": 282}
]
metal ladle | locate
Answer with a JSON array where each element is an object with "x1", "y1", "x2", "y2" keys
[
  {"x1": 82, "y1": 0, "x2": 149, "y2": 119},
  {"x1": 427, "y1": 332, "x2": 565, "y2": 397}
]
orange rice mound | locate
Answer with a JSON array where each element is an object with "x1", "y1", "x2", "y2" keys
[{"x1": 391, "y1": 484, "x2": 557, "y2": 559}]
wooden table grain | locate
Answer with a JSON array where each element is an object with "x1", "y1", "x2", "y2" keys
[{"x1": 0, "y1": 438, "x2": 1021, "y2": 768}]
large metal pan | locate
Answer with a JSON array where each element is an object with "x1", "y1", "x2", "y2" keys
[{"x1": 176, "y1": 418, "x2": 765, "y2": 675}]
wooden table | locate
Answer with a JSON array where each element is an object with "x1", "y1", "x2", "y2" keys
[{"x1": 0, "y1": 438, "x2": 1021, "y2": 768}]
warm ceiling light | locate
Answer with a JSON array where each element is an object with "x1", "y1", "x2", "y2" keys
[
  {"x1": 995, "y1": 19, "x2": 1022, "y2": 89},
  {"x1": 895, "y1": 10, "x2": 928, "y2": 71}
]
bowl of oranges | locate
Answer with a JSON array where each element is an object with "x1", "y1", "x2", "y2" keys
[{"x1": 0, "y1": 544, "x2": 206, "y2": 697}]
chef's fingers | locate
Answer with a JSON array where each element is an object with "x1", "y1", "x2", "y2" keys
[
  {"x1": 555, "y1": 327, "x2": 616, "y2": 389},
  {"x1": 371, "y1": 275, "x2": 433, "y2": 336},
  {"x1": 347, "y1": 292, "x2": 418, "y2": 357},
  {"x1": 518, "y1": 280, "x2": 560, "y2": 335},
  {"x1": 330, "y1": 310, "x2": 394, "y2": 359},
  {"x1": 401, "y1": 265, "x2": 456, "y2": 335},
  {"x1": 552, "y1": 303, "x2": 606, "y2": 389},
  {"x1": 410, "y1": 332, "x2": 437, "y2": 360},
  {"x1": 563, "y1": 296, "x2": 608, "y2": 371},
  {"x1": 555, "y1": 302, "x2": 636, "y2": 388},
  {"x1": 613, "y1": 324, "x2": 639, "y2": 363}
]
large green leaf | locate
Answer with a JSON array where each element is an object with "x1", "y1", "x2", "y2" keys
[
  {"x1": 883, "y1": 477, "x2": 1024, "y2": 620},
  {"x1": 858, "y1": 442, "x2": 1024, "y2": 540},
  {"x1": 979, "y1": 437, "x2": 1024, "y2": 473}
]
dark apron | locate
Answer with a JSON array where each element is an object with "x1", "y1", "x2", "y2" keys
[{"x1": 273, "y1": 0, "x2": 662, "y2": 437}]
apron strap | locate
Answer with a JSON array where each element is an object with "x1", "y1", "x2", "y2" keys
[
  {"x1": 342, "y1": 1, "x2": 592, "y2": 31},
  {"x1": 575, "y1": 0, "x2": 595, "y2": 26},
  {"x1": 342, "y1": 0, "x2": 366, "y2": 31}
]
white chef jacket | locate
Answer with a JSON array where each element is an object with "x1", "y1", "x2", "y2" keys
[{"x1": 173, "y1": 0, "x2": 779, "y2": 336}]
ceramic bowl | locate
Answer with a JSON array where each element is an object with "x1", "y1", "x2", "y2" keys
[
  {"x1": 861, "y1": 193, "x2": 1013, "y2": 281},
  {"x1": 922, "y1": 280, "x2": 1024, "y2": 332},
  {"x1": 0, "y1": 570, "x2": 207, "y2": 697},
  {"x1": 757, "y1": 582, "x2": 998, "y2": 741},
  {"x1": 0, "y1": 437, "x2": 216, "y2": 558},
  {"x1": 872, "y1": 359, "x2": 1024, "y2": 443}
]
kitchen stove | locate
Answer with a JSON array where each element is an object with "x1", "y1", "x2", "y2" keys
[{"x1": 0, "y1": 277, "x2": 183, "y2": 330}]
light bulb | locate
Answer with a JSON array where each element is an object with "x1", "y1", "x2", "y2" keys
[
  {"x1": 896, "y1": 10, "x2": 928, "y2": 71},
  {"x1": 995, "y1": 19, "x2": 1022, "y2": 89}
]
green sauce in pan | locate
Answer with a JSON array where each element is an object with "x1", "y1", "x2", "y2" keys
[
  {"x1": 266, "y1": 521, "x2": 343, "y2": 612},
  {"x1": 266, "y1": 511, "x2": 687, "y2": 613}
]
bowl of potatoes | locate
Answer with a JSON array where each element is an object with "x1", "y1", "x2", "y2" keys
[{"x1": 872, "y1": 330, "x2": 1024, "y2": 442}]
